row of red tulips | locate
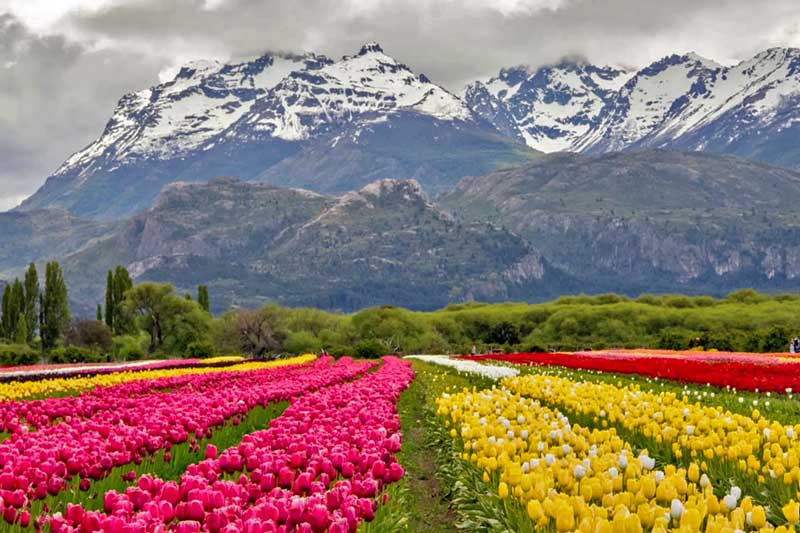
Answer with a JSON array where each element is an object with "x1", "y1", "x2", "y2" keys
[
  {"x1": 49, "y1": 356, "x2": 414, "y2": 532},
  {"x1": 0, "y1": 357, "x2": 372, "y2": 522},
  {"x1": 461, "y1": 351, "x2": 800, "y2": 392}
]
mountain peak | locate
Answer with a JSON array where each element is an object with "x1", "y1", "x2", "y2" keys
[
  {"x1": 682, "y1": 51, "x2": 723, "y2": 68},
  {"x1": 175, "y1": 59, "x2": 222, "y2": 80},
  {"x1": 358, "y1": 41, "x2": 385, "y2": 56},
  {"x1": 359, "y1": 178, "x2": 425, "y2": 199}
]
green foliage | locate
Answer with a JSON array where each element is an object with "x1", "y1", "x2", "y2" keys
[
  {"x1": 41, "y1": 261, "x2": 70, "y2": 351},
  {"x1": 215, "y1": 290, "x2": 800, "y2": 355},
  {"x1": 113, "y1": 334, "x2": 147, "y2": 361},
  {"x1": 23, "y1": 263, "x2": 38, "y2": 342},
  {"x1": 1, "y1": 278, "x2": 28, "y2": 343},
  {"x1": 66, "y1": 319, "x2": 113, "y2": 353},
  {"x1": 754, "y1": 326, "x2": 792, "y2": 352},
  {"x1": 353, "y1": 338, "x2": 385, "y2": 359},
  {"x1": 484, "y1": 321, "x2": 520, "y2": 345},
  {"x1": 49, "y1": 345, "x2": 103, "y2": 364},
  {"x1": 283, "y1": 330, "x2": 322, "y2": 354},
  {"x1": 0, "y1": 284, "x2": 10, "y2": 339},
  {"x1": 123, "y1": 282, "x2": 211, "y2": 355},
  {"x1": 13, "y1": 315, "x2": 27, "y2": 345},
  {"x1": 0, "y1": 343, "x2": 39, "y2": 366},
  {"x1": 186, "y1": 340, "x2": 215, "y2": 358},
  {"x1": 105, "y1": 270, "x2": 114, "y2": 329},
  {"x1": 197, "y1": 285, "x2": 210, "y2": 313},
  {"x1": 110, "y1": 266, "x2": 134, "y2": 334}
]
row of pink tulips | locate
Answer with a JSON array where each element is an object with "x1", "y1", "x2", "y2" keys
[
  {"x1": 2, "y1": 363, "x2": 316, "y2": 434},
  {"x1": 0, "y1": 357, "x2": 372, "y2": 522},
  {"x1": 51, "y1": 356, "x2": 414, "y2": 532}
]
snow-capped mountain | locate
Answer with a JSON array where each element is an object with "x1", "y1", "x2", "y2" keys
[
  {"x1": 20, "y1": 42, "x2": 533, "y2": 219},
  {"x1": 464, "y1": 61, "x2": 632, "y2": 152},
  {"x1": 225, "y1": 42, "x2": 472, "y2": 143},
  {"x1": 57, "y1": 52, "x2": 331, "y2": 176},
  {"x1": 467, "y1": 48, "x2": 800, "y2": 168},
  {"x1": 20, "y1": 44, "x2": 800, "y2": 221}
]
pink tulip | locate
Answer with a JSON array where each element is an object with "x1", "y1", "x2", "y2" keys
[
  {"x1": 205, "y1": 444, "x2": 218, "y2": 460},
  {"x1": 42, "y1": 357, "x2": 412, "y2": 532}
]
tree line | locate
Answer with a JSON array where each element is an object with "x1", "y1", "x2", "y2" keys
[
  {"x1": 1, "y1": 264, "x2": 799, "y2": 365},
  {"x1": 0, "y1": 262, "x2": 213, "y2": 365}
]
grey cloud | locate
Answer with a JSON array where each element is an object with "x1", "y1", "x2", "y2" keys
[
  {"x1": 1, "y1": 0, "x2": 800, "y2": 208},
  {"x1": 0, "y1": 13, "x2": 164, "y2": 207},
  {"x1": 64, "y1": 0, "x2": 800, "y2": 85}
]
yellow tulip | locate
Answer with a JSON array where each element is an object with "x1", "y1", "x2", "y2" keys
[
  {"x1": 498, "y1": 482, "x2": 509, "y2": 499},
  {"x1": 750, "y1": 505, "x2": 766, "y2": 528},
  {"x1": 784, "y1": 500, "x2": 800, "y2": 524},
  {"x1": 555, "y1": 504, "x2": 575, "y2": 532}
]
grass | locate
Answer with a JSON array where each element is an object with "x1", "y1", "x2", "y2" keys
[
  {"x1": 362, "y1": 361, "x2": 459, "y2": 532},
  {"x1": 362, "y1": 360, "x2": 543, "y2": 532}
]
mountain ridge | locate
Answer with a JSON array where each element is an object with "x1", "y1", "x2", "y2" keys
[
  {"x1": 58, "y1": 177, "x2": 559, "y2": 313},
  {"x1": 18, "y1": 42, "x2": 536, "y2": 219},
  {"x1": 465, "y1": 47, "x2": 800, "y2": 167}
]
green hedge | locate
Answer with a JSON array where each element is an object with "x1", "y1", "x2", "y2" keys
[{"x1": 0, "y1": 344, "x2": 40, "y2": 366}]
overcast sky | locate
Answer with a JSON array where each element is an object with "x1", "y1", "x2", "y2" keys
[{"x1": 1, "y1": 0, "x2": 799, "y2": 211}]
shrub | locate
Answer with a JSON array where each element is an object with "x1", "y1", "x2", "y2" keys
[
  {"x1": 0, "y1": 344, "x2": 40, "y2": 366},
  {"x1": 485, "y1": 321, "x2": 521, "y2": 345},
  {"x1": 186, "y1": 341, "x2": 215, "y2": 359},
  {"x1": 354, "y1": 339, "x2": 385, "y2": 359},
  {"x1": 114, "y1": 334, "x2": 147, "y2": 361},
  {"x1": 49, "y1": 345, "x2": 102, "y2": 364},
  {"x1": 66, "y1": 319, "x2": 113, "y2": 352},
  {"x1": 283, "y1": 331, "x2": 323, "y2": 354}
]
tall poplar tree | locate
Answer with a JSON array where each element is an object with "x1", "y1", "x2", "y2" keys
[
  {"x1": 13, "y1": 315, "x2": 27, "y2": 345},
  {"x1": 112, "y1": 266, "x2": 133, "y2": 334},
  {"x1": 105, "y1": 270, "x2": 114, "y2": 330},
  {"x1": 9, "y1": 279, "x2": 24, "y2": 339},
  {"x1": 197, "y1": 285, "x2": 210, "y2": 313},
  {"x1": 23, "y1": 263, "x2": 38, "y2": 342},
  {"x1": 41, "y1": 261, "x2": 70, "y2": 351},
  {"x1": 0, "y1": 284, "x2": 11, "y2": 339}
]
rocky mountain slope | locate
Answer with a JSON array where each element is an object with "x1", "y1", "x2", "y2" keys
[
  {"x1": 440, "y1": 150, "x2": 800, "y2": 294},
  {"x1": 61, "y1": 177, "x2": 560, "y2": 312},
  {"x1": 19, "y1": 43, "x2": 536, "y2": 219},
  {"x1": 465, "y1": 48, "x2": 800, "y2": 168},
  {"x1": 0, "y1": 209, "x2": 115, "y2": 278}
]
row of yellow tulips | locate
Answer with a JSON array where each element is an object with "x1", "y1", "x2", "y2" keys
[
  {"x1": 503, "y1": 374, "x2": 800, "y2": 490},
  {"x1": 437, "y1": 382, "x2": 800, "y2": 532},
  {"x1": 0, "y1": 354, "x2": 317, "y2": 401}
]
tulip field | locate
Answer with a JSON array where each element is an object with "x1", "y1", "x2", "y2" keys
[{"x1": 3, "y1": 349, "x2": 800, "y2": 531}]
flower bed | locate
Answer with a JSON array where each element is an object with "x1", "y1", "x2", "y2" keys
[
  {"x1": 0, "y1": 355, "x2": 316, "y2": 402},
  {"x1": 462, "y1": 351, "x2": 800, "y2": 393},
  {"x1": 50, "y1": 357, "x2": 414, "y2": 532},
  {"x1": 405, "y1": 355, "x2": 519, "y2": 379},
  {"x1": 0, "y1": 356, "x2": 371, "y2": 523},
  {"x1": 0, "y1": 357, "x2": 248, "y2": 384},
  {"x1": 435, "y1": 380, "x2": 796, "y2": 531}
]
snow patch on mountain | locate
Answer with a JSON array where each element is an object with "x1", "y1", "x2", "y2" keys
[
  {"x1": 464, "y1": 61, "x2": 633, "y2": 152},
  {"x1": 55, "y1": 52, "x2": 330, "y2": 179},
  {"x1": 228, "y1": 42, "x2": 474, "y2": 143},
  {"x1": 467, "y1": 48, "x2": 800, "y2": 160}
]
